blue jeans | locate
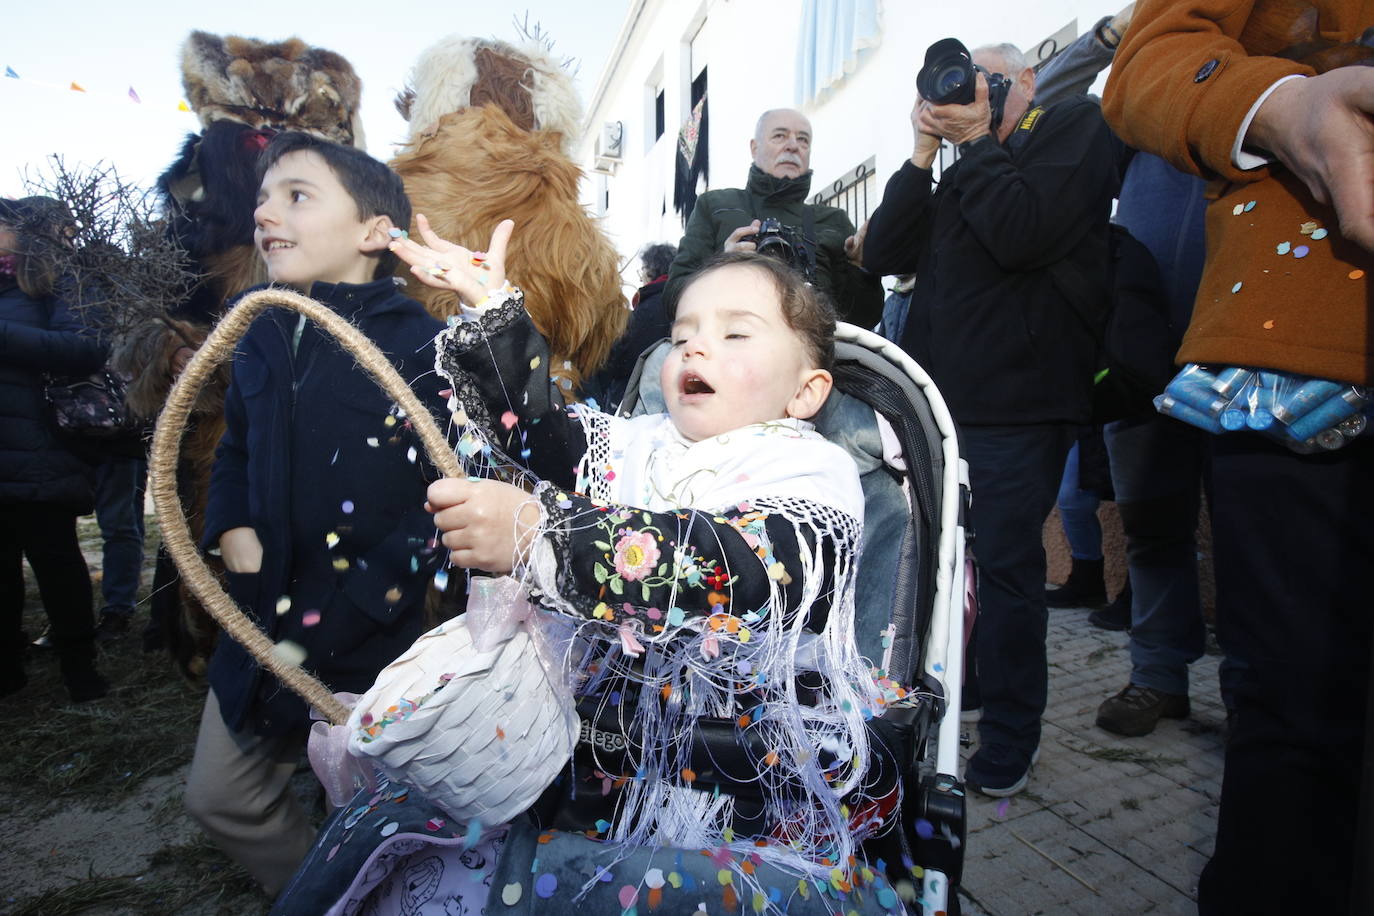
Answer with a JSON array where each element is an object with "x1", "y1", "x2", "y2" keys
[
  {"x1": 1056, "y1": 441, "x2": 1102, "y2": 561},
  {"x1": 93, "y1": 455, "x2": 147, "y2": 618},
  {"x1": 1104, "y1": 415, "x2": 1206, "y2": 696},
  {"x1": 963, "y1": 423, "x2": 1076, "y2": 753}
]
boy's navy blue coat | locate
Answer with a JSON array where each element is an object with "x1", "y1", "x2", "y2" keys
[{"x1": 203, "y1": 277, "x2": 448, "y2": 735}]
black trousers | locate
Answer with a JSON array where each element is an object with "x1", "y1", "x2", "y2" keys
[
  {"x1": 1198, "y1": 435, "x2": 1373, "y2": 915},
  {"x1": 962, "y1": 423, "x2": 1077, "y2": 753},
  {"x1": 0, "y1": 502, "x2": 95, "y2": 667}
]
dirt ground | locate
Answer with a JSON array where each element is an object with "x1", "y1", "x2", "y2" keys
[{"x1": 0, "y1": 515, "x2": 285, "y2": 916}]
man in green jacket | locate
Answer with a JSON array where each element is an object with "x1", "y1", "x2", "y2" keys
[{"x1": 666, "y1": 108, "x2": 883, "y2": 327}]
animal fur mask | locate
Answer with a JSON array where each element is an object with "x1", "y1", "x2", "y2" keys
[
  {"x1": 396, "y1": 36, "x2": 582, "y2": 156},
  {"x1": 180, "y1": 30, "x2": 365, "y2": 147}
]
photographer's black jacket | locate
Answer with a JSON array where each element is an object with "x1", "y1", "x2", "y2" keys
[
  {"x1": 667, "y1": 165, "x2": 884, "y2": 328},
  {"x1": 864, "y1": 95, "x2": 1118, "y2": 425}
]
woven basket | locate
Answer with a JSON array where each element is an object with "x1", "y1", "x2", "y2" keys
[{"x1": 346, "y1": 611, "x2": 579, "y2": 825}]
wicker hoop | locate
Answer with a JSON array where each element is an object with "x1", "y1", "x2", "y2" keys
[{"x1": 149, "y1": 288, "x2": 461, "y2": 725}]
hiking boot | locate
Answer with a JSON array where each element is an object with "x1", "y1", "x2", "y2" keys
[
  {"x1": 966, "y1": 744, "x2": 1040, "y2": 798},
  {"x1": 94, "y1": 612, "x2": 130, "y2": 642},
  {"x1": 1096, "y1": 684, "x2": 1189, "y2": 737},
  {"x1": 1046, "y1": 558, "x2": 1107, "y2": 609},
  {"x1": 1089, "y1": 581, "x2": 1132, "y2": 631}
]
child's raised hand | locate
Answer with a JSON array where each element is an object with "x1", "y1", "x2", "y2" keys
[
  {"x1": 389, "y1": 215, "x2": 514, "y2": 307},
  {"x1": 427, "y1": 477, "x2": 541, "y2": 573}
]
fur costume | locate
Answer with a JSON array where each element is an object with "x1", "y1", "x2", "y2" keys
[
  {"x1": 180, "y1": 30, "x2": 364, "y2": 148},
  {"x1": 391, "y1": 38, "x2": 626, "y2": 389}
]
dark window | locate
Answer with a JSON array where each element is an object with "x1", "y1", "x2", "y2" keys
[{"x1": 655, "y1": 90, "x2": 665, "y2": 140}]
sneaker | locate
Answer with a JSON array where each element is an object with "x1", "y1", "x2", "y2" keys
[
  {"x1": 1088, "y1": 586, "x2": 1132, "y2": 631},
  {"x1": 966, "y1": 744, "x2": 1040, "y2": 798},
  {"x1": 1095, "y1": 684, "x2": 1189, "y2": 737},
  {"x1": 94, "y1": 613, "x2": 130, "y2": 642},
  {"x1": 30, "y1": 628, "x2": 53, "y2": 650}
]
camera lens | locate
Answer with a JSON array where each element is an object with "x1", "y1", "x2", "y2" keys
[
  {"x1": 933, "y1": 65, "x2": 969, "y2": 101},
  {"x1": 917, "y1": 38, "x2": 977, "y2": 106}
]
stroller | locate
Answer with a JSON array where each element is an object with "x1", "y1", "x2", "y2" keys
[{"x1": 272, "y1": 322, "x2": 971, "y2": 915}]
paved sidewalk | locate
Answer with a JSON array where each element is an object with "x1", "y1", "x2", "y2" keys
[{"x1": 955, "y1": 606, "x2": 1223, "y2": 915}]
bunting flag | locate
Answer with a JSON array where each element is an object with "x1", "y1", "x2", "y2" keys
[{"x1": 1, "y1": 67, "x2": 190, "y2": 113}]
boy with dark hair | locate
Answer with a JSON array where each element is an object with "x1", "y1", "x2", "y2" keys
[{"x1": 184, "y1": 132, "x2": 447, "y2": 894}]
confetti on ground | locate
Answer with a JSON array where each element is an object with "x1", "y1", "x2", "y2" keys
[
  {"x1": 1300, "y1": 220, "x2": 1319, "y2": 235},
  {"x1": 1311, "y1": 228, "x2": 1328, "y2": 240},
  {"x1": 1232, "y1": 204, "x2": 1244, "y2": 216},
  {"x1": 1351, "y1": 270, "x2": 1366, "y2": 280},
  {"x1": 997, "y1": 799, "x2": 1011, "y2": 818},
  {"x1": 1276, "y1": 241, "x2": 1291, "y2": 255},
  {"x1": 1231, "y1": 282, "x2": 1243, "y2": 293},
  {"x1": 1293, "y1": 245, "x2": 1310, "y2": 259},
  {"x1": 1244, "y1": 200, "x2": 1256, "y2": 211},
  {"x1": 1263, "y1": 319, "x2": 1276, "y2": 329}
]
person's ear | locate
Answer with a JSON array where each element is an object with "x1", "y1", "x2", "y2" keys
[
  {"x1": 786, "y1": 368, "x2": 833, "y2": 421},
  {"x1": 360, "y1": 215, "x2": 396, "y2": 254},
  {"x1": 1019, "y1": 67, "x2": 1036, "y2": 100},
  {"x1": 749, "y1": 138, "x2": 759, "y2": 160}
]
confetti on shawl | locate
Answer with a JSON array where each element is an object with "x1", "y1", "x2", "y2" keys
[
  {"x1": 301, "y1": 609, "x2": 322, "y2": 627},
  {"x1": 501, "y1": 411, "x2": 518, "y2": 430},
  {"x1": 619, "y1": 885, "x2": 639, "y2": 908},
  {"x1": 326, "y1": 532, "x2": 340, "y2": 548},
  {"x1": 380, "y1": 821, "x2": 398, "y2": 837},
  {"x1": 275, "y1": 596, "x2": 291, "y2": 615},
  {"x1": 535, "y1": 873, "x2": 557, "y2": 898},
  {"x1": 433, "y1": 569, "x2": 449, "y2": 591},
  {"x1": 326, "y1": 843, "x2": 340, "y2": 861},
  {"x1": 914, "y1": 818, "x2": 934, "y2": 840},
  {"x1": 465, "y1": 819, "x2": 482, "y2": 847},
  {"x1": 341, "y1": 499, "x2": 355, "y2": 513},
  {"x1": 426, "y1": 817, "x2": 445, "y2": 831},
  {"x1": 501, "y1": 882, "x2": 523, "y2": 905}
]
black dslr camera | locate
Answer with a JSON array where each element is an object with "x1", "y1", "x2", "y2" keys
[
  {"x1": 744, "y1": 218, "x2": 816, "y2": 280},
  {"x1": 916, "y1": 38, "x2": 1013, "y2": 136}
]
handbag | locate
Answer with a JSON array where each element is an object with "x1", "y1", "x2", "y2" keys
[{"x1": 44, "y1": 367, "x2": 138, "y2": 437}]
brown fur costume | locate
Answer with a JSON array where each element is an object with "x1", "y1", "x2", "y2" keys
[
  {"x1": 391, "y1": 38, "x2": 626, "y2": 389},
  {"x1": 181, "y1": 30, "x2": 365, "y2": 147}
]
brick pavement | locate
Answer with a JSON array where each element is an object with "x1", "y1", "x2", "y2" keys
[{"x1": 954, "y1": 606, "x2": 1223, "y2": 915}]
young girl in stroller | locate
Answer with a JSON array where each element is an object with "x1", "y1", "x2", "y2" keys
[{"x1": 275, "y1": 218, "x2": 905, "y2": 914}]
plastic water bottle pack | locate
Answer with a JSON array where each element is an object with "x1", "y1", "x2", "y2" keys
[{"x1": 1155, "y1": 363, "x2": 1369, "y2": 453}]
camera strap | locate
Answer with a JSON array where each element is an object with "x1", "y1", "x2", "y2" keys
[{"x1": 801, "y1": 205, "x2": 818, "y2": 278}]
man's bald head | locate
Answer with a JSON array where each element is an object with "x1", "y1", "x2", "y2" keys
[{"x1": 751, "y1": 109, "x2": 813, "y2": 179}]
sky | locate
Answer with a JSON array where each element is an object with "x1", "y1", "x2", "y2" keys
[{"x1": 0, "y1": 0, "x2": 630, "y2": 197}]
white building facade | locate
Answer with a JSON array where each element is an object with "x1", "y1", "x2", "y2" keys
[{"x1": 576, "y1": 0, "x2": 1120, "y2": 290}]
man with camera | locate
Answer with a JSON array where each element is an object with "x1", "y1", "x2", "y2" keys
[
  {"x1": 863, "y1": 41, "x2": 1118, "y2": 797},
  {"x1": 665, "y1": 108, "x2": 883, "y2": 327}
]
